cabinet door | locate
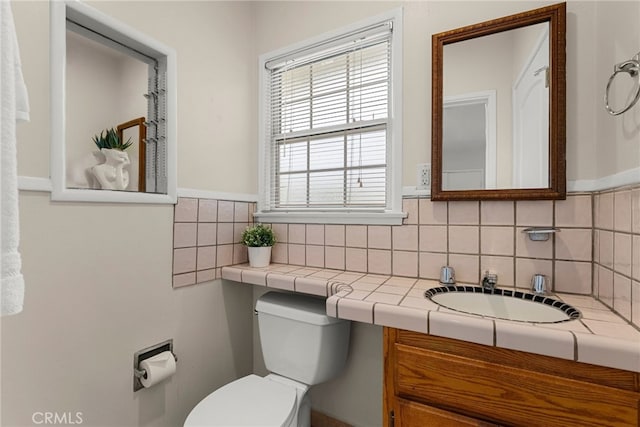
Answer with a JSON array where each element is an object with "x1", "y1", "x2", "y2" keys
[{"x1": 395, "y1": 398, "x2": 500, "y2": 427}]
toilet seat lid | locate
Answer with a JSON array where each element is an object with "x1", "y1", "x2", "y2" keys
[{"x1": 184, "y1": 374, "x2": 297, "y2": 427}]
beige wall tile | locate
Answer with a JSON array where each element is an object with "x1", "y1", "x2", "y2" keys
[
  {"x1": 306, "y1": 245, "x2": 325, "y2": 268},
  {"x1": 216, "y1": 244, "x2": 233, "y2": 267},
  {"x1": 197, "y1": 223, "x2": 217, "y2": 246},
  {"x1": 555, "y1": 228, "x2": 592, "y2": 261},
  {"x1": 598, "y1": 265, "x2": 614, "y2": 308},
  {"x1": 346, "y1": 225, "x2": 367, "y2": 247},
  {"x1": 449, "y1": 201, "x2": 479, "y2": 225},
  {"x1": 632, "y1": 190, "x2": 640, "y2": 233},
  {"x1": 614, "y1": 273, "x2": 632, "y2": 321},
  {"x1": 325, "y1": 246, "x2": 345, "y2": 270},
  {"x1": 173, "y1": 272, "x2": 196, "y2": 288},
  {"x1": 614, "y1": 232, "x2": 632, "y2": 276},
  {"x1": 515, "y1": 226, "x2": 553, "y2": 259},
  {"x1": 419, "y1": 225, "x2": 447, "y2": 252},
  {"x1": 448, "y1": 254, "x2": 479, "y2": 284},
  {"x1": 418, "y1": 199, "x2": 447, "y2": 225},
  {"x1": 516, "y1": 200, "x2": 553, "y2": 226},
  {"x1": 403, "y1": 198, "x2": 419, "y2": 225},
  {"x1": 173, "y1": 247, "x2": 196, "y2": 274},
  {"x1": 392, "y1": 225, "x2": 418, "y2": 251},
  {"x1": 480, "y1": 201, "x2": 514, "y2": 225},
  {"x1": 596, "y1": 192, "x2": 614, "y2": 230},
  {"x1": 197, "y1": 199, "x2": 217, "y2": 222},
  {"x1": 599, "y1": 230, "x2": 614, "y2": 269},
  {"x1": 368, "y1": 226, "x2": 391, "y2": 249},
  {"x1": 634, "y1": 235, "x2": 640, "y2": 281},
  {"x1": 515, "y1": 258, "x2": 552, "y2": 289},
  {"x1": 196, "y1": 269, "x2": 215, "y2": 284},
  {"x1": 419, "y1": 252, "x2": 447, "y2": 280},
  {"x1": 614, "y1": 190, "x2": 632, "y2": 232},
  {"x1": 175, "y1": 197, "x2": 198, "y2": 222},
  {"x1": 233, "y1": 244, "x2": 248, "y2": 264},
  {"x1": 196, "y1": 246, "x2": 216, "y2": 270},
  {"x1": 217, "y1": 223, "x2": 234, "y2": 245},
  {"x1": 368, "y1": 249, "x2": 391, "y2": 275},
  {"x1": 288, "y1": 243, "x2": 306, "y2": 266},
  {"x1": 271, "y1": 243, "x2": 288, "y2": 264},
  {"x1": 217, "y1": 200, "x2": 235, "y2": 222},
  {"x1": 392, "y1": 251, "x2": 418, "y2": 277},
  {"x1": 480, "y1": 226, "x2": 514, "y2": 256},
  {"x1": 346, "y1": 248, "x2": 367, "y2": 272},
  {"x1": 234, "y1": 222, "x2": 248, "y2": 244},
  {"x1": 234, "y1": 202, "x2": 249, "y2": 222},
  {"x1": 555, "y1": 194, "x2": 592, "y2": 228},
  {"x1": 271, "y1": 223, "x2": 288, "y2": 243},
  {"x1": 632, "y1": 281, "x2": 640, "y2": 328},
  {"x1": 288, "y1": 224, "x2": 306, "y2": 244},
  {"x1": 480, "y1": 255, "x2": 514, "y2": 287},
  {"x1": 555, "y1": 261, "x2": 592, "y2": 294},
  {"x1": 174, "y1": 222, "x2": 197, "y2": 248},
  {"x1": 325, "y1": 225, "x2": 345, "y2": 246},
  {"x1": 448, "y1": 226, "x2": 479, "y2": 254},
  {"x1": 306, "y1": 224, "x2": 325, "y2": 245}
]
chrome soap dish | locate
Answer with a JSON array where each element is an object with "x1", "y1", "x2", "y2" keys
[{"x1": 522, "y1": 227, "x2": 560, "y2": 241}]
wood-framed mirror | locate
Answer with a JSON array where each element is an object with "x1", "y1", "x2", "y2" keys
[{"x1": 431, "y1": 3, "x2": 566, "y2": 201}]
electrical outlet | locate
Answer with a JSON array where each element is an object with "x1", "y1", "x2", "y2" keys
[{"x1": 417, "y1": 163, "x2": 431, "y2": 189}]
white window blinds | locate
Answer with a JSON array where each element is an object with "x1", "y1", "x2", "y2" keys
[{"x1": 264, "y1": 21, "x2": 393, "y2": 211}]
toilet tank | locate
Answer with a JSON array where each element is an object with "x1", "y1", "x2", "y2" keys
[{"x1": 255, "y1": 292, "x2": 351, "y2": 386}]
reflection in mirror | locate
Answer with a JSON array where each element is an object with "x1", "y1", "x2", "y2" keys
[
  {"x1": 65, "y1": 30, "x2": 148, "y2": 192},
  {"x1": 443, "y1": 23, "x2": 548, "y2": 190},
  {"x1": 51, "y1": 0, "x2": 176, "y2": 203},
  {"x1": 432, "y1": 3, "x2": 565, "y2": 201}
]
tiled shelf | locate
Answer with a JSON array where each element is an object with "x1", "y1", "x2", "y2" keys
[{"x1": 221, "y1": 263, "x2": 640, "y2": 373}]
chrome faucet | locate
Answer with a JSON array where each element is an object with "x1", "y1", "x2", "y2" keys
[
  {"x1": 439, "y1": 266, "x2": 456, "y2": 286},
  {"x1": 481, "y1": 271, "x2": 498, "y2": 291},
  {"x1": 531, "y1": 274, "x2": 548, "y2": 295}
]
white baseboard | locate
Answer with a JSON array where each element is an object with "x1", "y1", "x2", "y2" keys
[
  {"x1": 176, "y1": 187, "x2": 258, "y2": 202},
  {"x1": 568, "y1": 167, "x2": 640, "y2": 193}
]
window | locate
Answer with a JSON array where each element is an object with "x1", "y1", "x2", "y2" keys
[{"x1": 256, "y1": 9, "x2": 404, "y2": 224}]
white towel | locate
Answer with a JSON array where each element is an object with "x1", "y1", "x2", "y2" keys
[{"x1": 1, "y1": 0, "x2": 30, "y2": 316}]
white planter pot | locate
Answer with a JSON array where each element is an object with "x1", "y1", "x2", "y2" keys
[{"x1": 247, "y1": 246, "x2": 272, "y2": 268}]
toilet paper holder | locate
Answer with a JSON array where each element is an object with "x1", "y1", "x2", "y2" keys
[{"x1": 133, "y1": 339, "x2": 178, "y2": 392}]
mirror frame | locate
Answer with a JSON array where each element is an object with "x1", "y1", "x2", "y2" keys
[
  {"x1": 431, "y1": 3, "x2": 566, "y2": 201},
  {"x1": 50, "y1": 0, "x2": 177, "y2": 204}
]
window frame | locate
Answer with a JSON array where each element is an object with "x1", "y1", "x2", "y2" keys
[{"x1": 256, "y1": 8, "x2": 404, "y2": 225}]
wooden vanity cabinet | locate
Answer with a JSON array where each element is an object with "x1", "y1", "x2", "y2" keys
[{"x1": 384, "y1": 328, "x2": 640, "y2": 427}]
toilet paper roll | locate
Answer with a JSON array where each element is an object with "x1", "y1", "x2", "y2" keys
[{"x1": 139, "y1": 351, "x2": 176, "y2": 388}]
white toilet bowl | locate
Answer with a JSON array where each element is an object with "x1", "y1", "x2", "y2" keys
[
  {"x1": 184, "y1": 374, "x2": 307, "y2": 427},
  {"x1": 184, "y1": 292, "x2": 351, "y2": 427}
]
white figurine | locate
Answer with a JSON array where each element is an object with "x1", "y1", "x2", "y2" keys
[{"x1": 91, "y1": 148, "x2": 130, "y2": 190}]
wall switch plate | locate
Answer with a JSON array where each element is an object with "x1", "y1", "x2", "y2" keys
[{"x1": 417, "y1": 163, "x2": 431, "y2": 189}]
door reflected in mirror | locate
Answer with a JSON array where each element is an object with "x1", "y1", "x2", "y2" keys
[{"x1": 432, "y1": 3, "x2": 566, "y2": 201}]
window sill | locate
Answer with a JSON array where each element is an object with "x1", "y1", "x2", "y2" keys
[{"x1": 254, "y1": 211, "x2": 407, "y2": 225}]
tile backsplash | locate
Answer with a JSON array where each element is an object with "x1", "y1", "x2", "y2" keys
[
  {"x1": 172, "y1": 197, "x2": 255, "y2": 288},
  {"x1": 171, "y1": 188, "x2": 639, "y2": 330}
]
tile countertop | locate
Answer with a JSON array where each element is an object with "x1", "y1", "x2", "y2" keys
[{"x1": 221, "y1": 263, "x2": 640, "y2": 373}]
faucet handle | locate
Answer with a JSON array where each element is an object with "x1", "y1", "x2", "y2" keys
[
  {"x1": 439, "y1": 266, "x2": 456, "y2": 285},
  {"x1": 481, "y1": 271, "x2": 498, "y2": 290},
  {"x1": 531, "y1": 274, "x2": 548, "y2": 295}
]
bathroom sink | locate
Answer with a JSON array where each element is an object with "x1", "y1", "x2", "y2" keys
[{"x1": 425, "y1": 286, "x2": 581, "y2": 323}]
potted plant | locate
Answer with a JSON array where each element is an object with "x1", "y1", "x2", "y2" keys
[
  {"x1": 241, "y1": 224, "x2": 276, "y2": 268},
  {"x1": 91, "y1": 128, "x2": 133, "y2": 190}
]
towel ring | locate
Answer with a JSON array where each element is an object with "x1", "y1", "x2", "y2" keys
[{"x1": 605, "y1": 53, "x2": 640, "y2": 116}]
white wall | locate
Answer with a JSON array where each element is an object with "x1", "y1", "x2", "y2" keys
[{"x1": 5, "y1": 1, "x2": 257, "y2": 426}]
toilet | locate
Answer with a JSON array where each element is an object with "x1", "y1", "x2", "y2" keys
[{"x1": 184, "y1": 291, "x2": 351, "y2": 427}]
